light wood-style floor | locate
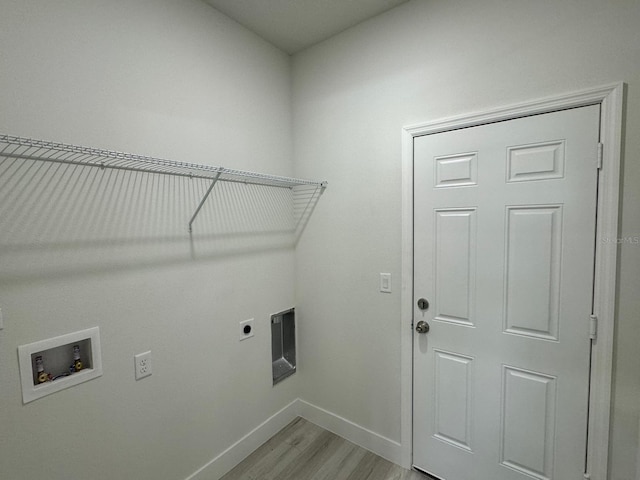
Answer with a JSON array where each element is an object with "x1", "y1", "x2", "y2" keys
[{"x1": 221, "y1": 417, "x2": 427, "y2": 480}]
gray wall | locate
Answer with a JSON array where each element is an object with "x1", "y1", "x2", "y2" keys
[
  {"x1": 1, "y1": 0, "x2": 639, "y2": 479},
  {"x1": 0, "y1": 1, "x2": 298, "y2": 479},
  {"x1": 293, "y1": 1, "x2": 640, "y2": 479}
]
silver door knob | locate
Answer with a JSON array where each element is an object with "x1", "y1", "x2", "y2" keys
[{"x1": 415, "y1": 320, "x2": 430, "y2": 334}]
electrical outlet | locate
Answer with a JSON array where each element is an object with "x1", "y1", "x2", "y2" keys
[
  {"x1": 134, "y1": 351, "x2": 152, "y2": 380},
  {"x1": 239, "y1": 318, "x2": 254, "y2": 341}
]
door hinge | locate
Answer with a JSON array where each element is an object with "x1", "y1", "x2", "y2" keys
[
  {"x1": 590, "y1": 314, "x2": 598, "y2": 341},
  {"x1": 597, "y1": 142, "x2": 604, "y2": 170}
]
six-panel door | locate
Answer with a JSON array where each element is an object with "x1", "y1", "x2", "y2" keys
[{"x1": 413, "y1": 105, "x2": 600, "y2": 480}]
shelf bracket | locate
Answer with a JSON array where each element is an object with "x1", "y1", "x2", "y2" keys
[
  {"x1": 295, "y1": 182, "x2": 326, "y2": 234},
  {"x1": 188, "y1": 172, "x2": 222, "y2": 233}
]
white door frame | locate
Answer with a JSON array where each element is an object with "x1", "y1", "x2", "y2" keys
[{"x1": 400, "y1": 83, "x2": 624, "y2": 479}]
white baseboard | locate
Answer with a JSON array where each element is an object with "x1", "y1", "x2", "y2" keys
[
  {"x1": 637, "y1": 415, "x2": 640, "y2": 480},
  {"x1": 297, "y1": 399, "x2": 403, "y2": 466},
  {"x1": 184, "y1": 397, "x2": 404, "y2": 480},
  {"x1": 184, "y1": 398, "x2": 300, "y2": 480}
]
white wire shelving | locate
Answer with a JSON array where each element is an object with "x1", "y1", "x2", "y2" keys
[{"x1": 0, "y1": 134, "x2": 327, "y2": 233}]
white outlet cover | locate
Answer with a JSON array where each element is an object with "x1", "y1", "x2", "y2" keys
[
  {"x1": 239, "y1": 319, "x2": 254, "y2": 341},
  {"x1": 134, "y1": 351, "x2": 152, "y2": 380}
]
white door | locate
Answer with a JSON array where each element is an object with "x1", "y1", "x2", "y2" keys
[{"x1": 412, "y1": 105, "x2": 600, "y2": 480}]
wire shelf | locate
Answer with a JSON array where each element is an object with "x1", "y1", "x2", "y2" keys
[
  {"x1": 0, "y1": 134, "x2": 326, "y2": 189},
  {"x1": 0, "y1": 133, "x2": 327, "y2": 235}
]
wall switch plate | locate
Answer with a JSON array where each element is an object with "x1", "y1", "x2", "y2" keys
[
  {"x1": 134, "y1": 351, "x2": 152, "y2": 380},
  {"x1": 239, "y1": 319, "x2": 254, "y2": 341},
  {"x1": 380, "y1": 273, "x2": 392, "y2": 293}
]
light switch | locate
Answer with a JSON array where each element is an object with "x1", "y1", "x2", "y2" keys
[{"x1": 380, "y1": 273, "x2": 392, "y2": 293}]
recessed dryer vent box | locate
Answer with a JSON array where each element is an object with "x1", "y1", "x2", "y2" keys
[
  {"x1": 17, "y1": 326, "x2": 102, "y2": 404},
  {"x1": 271, "y1": 308, "x2": 295, "y2": 385}
]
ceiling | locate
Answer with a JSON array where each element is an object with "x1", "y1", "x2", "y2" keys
[{"x1": 204, "y1": 0, "x2": 410, "y2": 55}]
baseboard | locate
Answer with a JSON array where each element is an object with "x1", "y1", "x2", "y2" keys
[
  {"x1": 184, "y1": 398, "x2": 300, "y2": 480},
  {"x1": 297, "y1": 399, "x2": 403, "y2": 466},
  {"x1": 637, "y1": 415, "x2": 640, "y2": 480},
  {"x1": 184, "y1": 397, "x2": 404, "y2": 480}
]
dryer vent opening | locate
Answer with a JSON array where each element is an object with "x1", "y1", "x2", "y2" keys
[{"x1": 271, "y1": 308, "x2": 295, "y2": 385}]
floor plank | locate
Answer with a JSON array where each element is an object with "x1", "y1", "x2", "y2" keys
[{"x1": 220, "y1": 418, "x2": 427, "y2": 480}]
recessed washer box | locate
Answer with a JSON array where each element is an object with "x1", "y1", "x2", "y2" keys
[{"x1": 17, "y1": 326, "x2": 103, "y2": 404}]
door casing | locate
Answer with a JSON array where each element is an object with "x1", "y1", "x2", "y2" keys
[{"x1": 400, "y1": 83, "x2": 624, "y2": 479}]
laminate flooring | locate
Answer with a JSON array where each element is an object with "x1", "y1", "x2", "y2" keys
[{"x1": 220, "y1": 417, "x2": 427, "y2": 480}]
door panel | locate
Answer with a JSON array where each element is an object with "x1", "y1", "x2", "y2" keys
[
  {"x1": 413, "y1": 106, "x2": 600, "y2": 480},
  {"x1": 506, "y1": 140, "x2": 565, "y2": 182},
  {"x1": 434, "y1": 209, "x2": 476, "y2": 326},
  {"x1": 433, "y1": 350, "x2": 474, "y2": 452},
  {"x1": 435, "y1": 153, "x2": 478, "y2": 188},
  {"x1": 504, "y1": 205, "x2": 562, "y2": 340},
  {"x1": 500, "y1": 366, "x2": 557, "y2": 479}
]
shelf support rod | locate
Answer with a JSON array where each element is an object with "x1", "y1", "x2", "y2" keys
[
  {"x1": 295, "y1": 183, "x2": 325, "y2": 231},
  {"x1": 189, "y1": 172, "x2": 222, "y2": 233}
]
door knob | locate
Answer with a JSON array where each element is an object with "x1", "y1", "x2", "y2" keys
[
  {"x1": 415, "y1": 320, "x2": 430, "y2": 334},
  {"x1": 417, "y1": 298, "x2": 429, "y2": 310}
]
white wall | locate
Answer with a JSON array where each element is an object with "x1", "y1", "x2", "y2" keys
[
  {"x1": 2, "y1": 1, "x2": 639, "y2": 479},
  {"x1": 0, "y1": 1, "x2": 298, "y2": 479},
  {"x1": 292, "y1": 1, "x2": 640, "y2": 479}
]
